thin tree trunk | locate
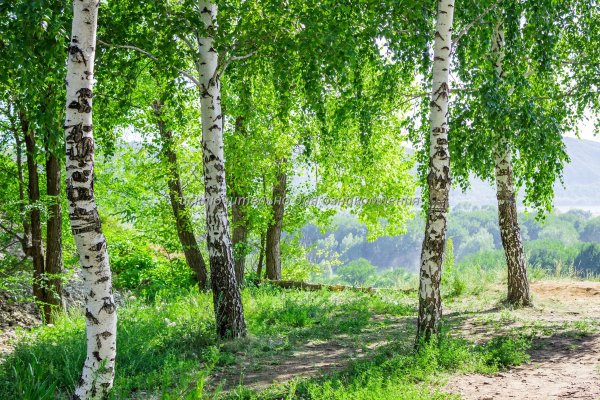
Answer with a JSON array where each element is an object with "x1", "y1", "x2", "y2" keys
[
  {"x1": 45, "y1": 151, "x2": 65, "y2": 322},
  {"x1": 197, "y1": 1, "x2": 246, "y2": 338},
  {"x1": 65, "y1": 1, "x2": 116, "y2": 397},
  {"x1": 20, "y1": 111, "x2": 46, "y2": 317},
  {"x1": 231, "y1": 197, "x2": 248, "y2": 285},
  {"x1": 491, "y1": 22, "x2": 532, "y2": 307},
  {"x1": 417, "y1": 0, "x2": 455, "y2": 342},
  {"x1": 495, "y1": 146, "x2": 531, "y2": 305},
  {"x1": 153, "y1": 101, "x2": 209, "y2": 290},
  {"x1": 11, "y1": 126, "x2": 32, "y2": 256},
  {"x1": 229, "y1": 116, "x2": 249, "y2": 286},
  {"x1": 266, "y1": 163, "x2": 287, "y2": 281},
  {"x1": 256, "y1": 231, "x2": 266, "y2": 279}
]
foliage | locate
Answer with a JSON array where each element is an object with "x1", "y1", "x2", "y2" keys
[
  {"x1": 448, "y1": 0, "x2": 579, "y2": 215},
  {"x1": 335, "y1": 258, "x2": 377, "y2": 286},
  {"x1": 107, "y1": 229, "x2": 197, "y2": 301},
  {"x1": 525, "y1": 239, "x2": 579, "y2": 273},
  {"x1": 580, "y1": 217, "x2": 600, "y2": 243},
  {"x1": 574, "y1": 243, "x2": 600, "y2": 276}
]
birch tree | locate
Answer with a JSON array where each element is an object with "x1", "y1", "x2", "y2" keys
[
  {"x1": 65, "y1": 1, "x2": 116, "y2": 397},
  {"x1": 197, "y1": 1, "x2": 246, "y2": 337},
  {"x1": 153, "y1": 99, "x2": 209, "y2": 290},
  {"x1": 417, "y1": 0, "x2": 455, "y2": 341},
  {"x1": 450, "y1": 0, "x2": 592, "y2": 306},
  {"x1": 490, "y1": 21, "x2": 531, "y2": 306}
]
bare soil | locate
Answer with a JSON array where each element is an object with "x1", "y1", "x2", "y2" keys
[
  {"x1": 0, "y1": 291, "x2": 40, "y2": 358},
  {"x1": 445, "y1": 281, "x2": 600, "y2": 400}
]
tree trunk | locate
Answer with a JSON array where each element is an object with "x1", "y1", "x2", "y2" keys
[
  {"x1": 45, "y1": 151, "x2": 65, "y2": 322},
  {"x1": 417, "y1": 0, "x2": 455, "y2": 342},
  {"x1": 495, "y1": 145, "x2": 532, "y2": 306},
  {"x1": 153, "y1": 101, "x2": 209, "y2": 290},
  {"x1": 229, "y1": 116, "x2": 249, "y2": 286},
  {"x1": 65, "y1": 1, "x2": 117, "y2": 398},
  {"x1": 20, "y1": 111, "x2": 46, "y2": 317},
  {"x1": 231, "y1": 197, "x2": 248, "y2": 285},
  {"x1": 266, "y1": 164, "x2": 287, "y2": 281},
  {"x1": 11, "y1": 127, "x2": 32, "y2": 256},
  {"x1": 256, "y1": 231, "x2": 266, "y2": 279},
  {"x1": 197, "y1": 1, "x2": 246, "y2": 339}
]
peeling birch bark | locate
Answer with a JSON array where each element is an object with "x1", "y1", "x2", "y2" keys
[
  {"x1": 491, "y1": 22, "x2": 532, "y2": 307},
  {"x1": 65, "y1": 1, "x2": 117, "y2": 398},
  {"x1": 417, "y1": 0, "x2": 455, "y2": 342},
  {"x1": 197, "y1": 1, "x2": 246, "y2": 338}
]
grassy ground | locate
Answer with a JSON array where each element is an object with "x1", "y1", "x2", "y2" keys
[{"x1": 2, "y1": 264, "x2": 600, "y2": 399}]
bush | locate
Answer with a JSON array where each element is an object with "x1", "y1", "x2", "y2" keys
[
  {"x1": 459, "y1": 249, "x2": 505, "y2": 270},
  {"x1": 336, "y1": 258, "x2": 377, "y2": 286},
  {"x1": 367, "y1": 268, "x2": 417, "y2": 289},
  {"x1": 109, "y1": 239, "x2": 195, "y2": 300},
  {"x1": 480, "y1": 336, "x2": 531, "y2": 368}
]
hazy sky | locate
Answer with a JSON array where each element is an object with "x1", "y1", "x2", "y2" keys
[{"x1": 565, "y1": 112, "x2": 599, "y2": 141}]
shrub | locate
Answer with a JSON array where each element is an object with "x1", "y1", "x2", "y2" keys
[
  {"x1": 336, "y1": 258, "x2": 377, "y2": 286},
  {"x1": 109, "y1": 239, "x2": 195, "y2": 300}
]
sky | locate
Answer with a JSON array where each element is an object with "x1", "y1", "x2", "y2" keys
[{"x1": 567, "y1": 114, "x2": 599, "y2": 142}]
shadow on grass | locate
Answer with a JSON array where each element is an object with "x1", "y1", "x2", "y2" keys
[
  {"x1": 210, "y1": 316, "x2": 418, "y2": 393},
  {"x1": 218, "y1": 330, "x2": 533, "y2": 400}
]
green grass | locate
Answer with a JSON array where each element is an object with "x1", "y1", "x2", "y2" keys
[
  {"x1": 0, "y1": 285, "x2": 532, "y2": 399},
  {"x1": 219, "y1": 333, "x2": 530, "y2": 400}
]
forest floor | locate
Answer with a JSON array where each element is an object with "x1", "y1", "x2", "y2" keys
[
  {"x1": 1, "y1": 279, "x2": 599, "y2": 399},
  {"x1": 205, "y1": 280, "x2": 600, "y2": 399}
]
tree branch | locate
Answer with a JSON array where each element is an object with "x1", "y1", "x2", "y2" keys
[
  {"x1": 97, "y1": 40, "x2": 202, "y2": 88},
  {"x1": 218, "y1": 51, "x2": 257, "y2": 78},
  {"x1": 452, "y1": 0, "x2": 502, "y2": 48},
  {"x1": 0, "y1": 220, "x2": 22, "y2": 243}
]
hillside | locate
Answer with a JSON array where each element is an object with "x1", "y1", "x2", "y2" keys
[{"x1": 453, "y1": 137, "x2": 600, "y2": 212}]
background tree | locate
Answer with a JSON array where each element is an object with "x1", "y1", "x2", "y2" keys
[
  {"x1": 0, "y1": 0, "x2": 69, "y2": 322},
  {"x1": 451, "y1": 0, "x2": 591, "y2": 305}
]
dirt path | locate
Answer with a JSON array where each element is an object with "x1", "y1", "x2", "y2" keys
[
  {"x1": 445, "y1": 281, "x2": 600, "y2": 400},
  {"x1": 208, "y1": 316, "x2": 414, "y2": 392}
]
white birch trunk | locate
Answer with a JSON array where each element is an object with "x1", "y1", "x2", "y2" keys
[
  {"x1": 65, "y1": 1, "x2": 117, "y2": 398},
  {"x1": 492, "y1": 22, "x2": 532, "y2": 306},
  {"x1": 197, "y1": 1, "x2": 246, "y2": 338},
  {"x1": 417, "y1": 0, "x2": 455, "y2": 341}
]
